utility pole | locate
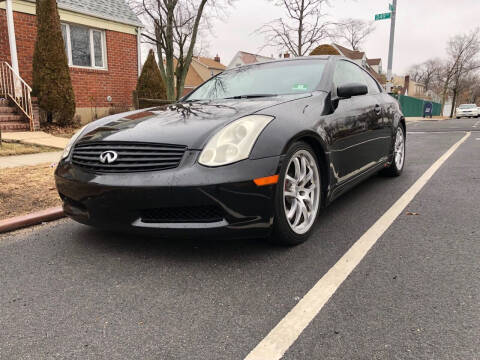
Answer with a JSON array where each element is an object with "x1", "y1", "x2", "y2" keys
[{"x1": 386, "y1": 0, "x2": 397, "y2": 93}]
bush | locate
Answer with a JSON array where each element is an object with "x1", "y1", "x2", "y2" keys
[
  {"x1": 310, "y1": 44, "x2": 341, "y2": 56},
  {"x1": 136, "y1": 50, "x2": 167, "y2": 100},
  {"x1": 32, "y1": 0, "x2": 76, "y2": 126},
  {"x1": 108, "y1": 103, "x2": 131, "y2": 115}
]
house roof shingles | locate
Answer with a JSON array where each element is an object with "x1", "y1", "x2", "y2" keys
[
  {"x1": 368, "y1": 68, "x2": 386, "y2": 85},
  {"x1": 184, "y1": 66, "x2": 204, "y2": 88},
  {"x1": 194, "y1": 57, "x2": 226, "y2": 70},
  {"x1": 238, "y1": 51, "x2": 273, "y2": 65},
  {"x1": 25, "y1": 0, "x2": 142, "y2": 27},
  {"x1": 333, "y1": 44, "x2": 365, "y2": 60},
  {"x1": 367, "y1": 58, "x2": 381, "y2": 66}
]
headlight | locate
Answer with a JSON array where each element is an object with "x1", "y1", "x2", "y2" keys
[
  {"x1": 61, "y1": 124, "x2": 88, "y2": 159},
  {"x1": 198, "y1": 115, "x2": 274, "y2": 167}
]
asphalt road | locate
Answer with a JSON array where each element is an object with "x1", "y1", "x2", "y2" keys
[{"x1": 1, "y1": 118, "x2": 479, "y2": 360}]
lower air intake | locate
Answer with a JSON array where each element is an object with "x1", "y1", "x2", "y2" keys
[{"x1": 140, "y1": 206, "x2": 224, "y2": 223}]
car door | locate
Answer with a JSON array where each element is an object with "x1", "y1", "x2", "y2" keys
[
  {"x1": 326, "y1": 60, "x2": 383, "y2": 185},
  {"x1": 361, "y1": 68, "x2": 393, "y2": 162}
]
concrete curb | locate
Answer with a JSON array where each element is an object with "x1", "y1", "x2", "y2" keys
[{"x1": 0, "y1": 207, "x2": 65, "y2": 234}]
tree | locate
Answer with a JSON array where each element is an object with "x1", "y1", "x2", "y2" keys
[
  {"x1": 136, "y1": 49, "x2": 167, "y2": 100},
  {"x1": 259, "y1": 0, "x2": 331, "y2": 57},
  {"x1": 455, "y1": 73, "x2": 480, "y2": 105},
  {"x1": 408, "y1": 58, "x2": 442, "y2": 92},
  {"x1": 32, "y1": 0, "x2": 75, "y2": 125},
  {"x1": 439, "y1": 29, "x2": 480, "y2": 114},
  {"x1": 465, "y1": 73, "x2": 480, "y2": 104},
  {"x1": 332, "y1": 18, "x2": 375, "y2": 51},
  {"x1": 137, "y1": 0, "x2": 231, "y2": 100}
]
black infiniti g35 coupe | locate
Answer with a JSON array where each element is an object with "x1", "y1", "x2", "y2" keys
[{"x1": 55, "y1": 55, "x2": 406, "y2": 245}]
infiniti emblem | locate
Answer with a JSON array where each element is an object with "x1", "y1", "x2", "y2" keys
[{"x1": 99, "y1": 150, "x2": 118, "y2": 164}]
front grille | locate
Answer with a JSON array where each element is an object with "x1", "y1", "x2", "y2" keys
[
  {"x1": 140, "y1": 206, "x2": 224, "y2": 223},
  {"x1": 72, "y1": 141, "x2": 186, "y2": 172}
]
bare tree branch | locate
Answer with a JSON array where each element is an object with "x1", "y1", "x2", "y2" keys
[
  {"x1": 331, "y1": 18, "x2": 375, "y2": 51},
  {"x1": 438, "y1": 28, "x2": 480, "y2": 115},
  {"x1": 407, "y1": 58, "x2": 443, "y2": 92},
  {"x1": 134, "y1": 0, "x2": 234, "y2": 100},
  {"x1": 258, "y1": 0, "x2": 332, "y2": 57}
]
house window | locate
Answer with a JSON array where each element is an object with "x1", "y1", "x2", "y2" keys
[{"x1": 61, "y1": 23, "x2": 107, "y2": 69}]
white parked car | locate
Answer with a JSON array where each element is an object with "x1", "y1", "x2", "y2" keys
[{"x1": 456, "y1": 104, "x2": 479, "y2": 118}]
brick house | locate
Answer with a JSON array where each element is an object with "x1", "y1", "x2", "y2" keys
[{"x1": 0, "y1": 0, "x2": 142, "y2": 130}]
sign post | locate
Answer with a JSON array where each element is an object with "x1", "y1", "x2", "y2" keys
[
  {"x1": 374, "y1": 0, "x2": 397, "y2": 93},
  {"x1": 386, "y1": 0, "x2": 397, "y2": 93}
]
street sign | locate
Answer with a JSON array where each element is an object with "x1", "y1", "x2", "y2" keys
[
  {"x1": 375, "y1": 12, "x2": 391, "y2": 21},
  {"x1": 389, "y1": 3, "x2": 393, "y2": 11}
]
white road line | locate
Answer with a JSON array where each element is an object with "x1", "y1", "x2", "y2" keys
[
  {"x1": 407, "y1": 131, "x2": 471, "y2": 134},
  {"x1": 244, "y1": 132, "x2": 472, "y2": 360}
]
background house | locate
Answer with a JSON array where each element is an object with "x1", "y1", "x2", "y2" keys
[
  {"x1": 367, "y1": 58, "x2": 382, "y2": 75},
  {"x1": 393, "y1": 75, "x2": 426, "y2": 97},
  {"x1": 227, "y1": 51, "x2": 274, "y2": 69},
  {"x1": 310, "y1": 43, "x2": 386, "y2": 87},
  {"x1": 182, "y1": 55, "x2": 226, "y2": 96},
  {"x1": 0, "y1": 0, "x2": 142, "y2": 128}
]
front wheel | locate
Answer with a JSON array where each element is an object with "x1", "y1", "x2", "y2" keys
[
  {"x1": 269, "y1": 142, "x2": 321, "y2": 246},
  {"x1": 382, "y1": 125, "x2": 406, "y2": 177}
]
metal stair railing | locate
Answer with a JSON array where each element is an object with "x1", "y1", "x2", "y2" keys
[{"x1": 0, "y1": 61, "x2": 34, "y2": 131}]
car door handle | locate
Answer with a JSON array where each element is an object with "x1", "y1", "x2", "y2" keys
[{"x1": 374, "y1": 104, "x2": 382, "y2": 115}]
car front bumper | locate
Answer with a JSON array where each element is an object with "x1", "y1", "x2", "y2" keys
[
  {"x1": 457, "y1": 111, "x2": 478, "y2": 117},
  {"x1": 55, "y1": 151, "x2": 283, "y2": 239}
]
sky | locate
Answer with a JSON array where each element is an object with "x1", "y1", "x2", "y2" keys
[{"x1": 199, "y1": 0, "x2": 480, "y2": 75}]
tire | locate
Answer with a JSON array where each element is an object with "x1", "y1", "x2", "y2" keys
[
  {"x1": 269, "y1": 142, "x2": 321, "y2": 246},
  {"x1": 381, "y1": 125, "x2": 406, "y2": 177}
]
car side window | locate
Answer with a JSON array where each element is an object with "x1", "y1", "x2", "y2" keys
[
  {"x1": 333, "y1": 60, "x2": 368, "y2": 93},
  {"x1": 362, "y1": 71, "x2": 381, "y2": 95}
]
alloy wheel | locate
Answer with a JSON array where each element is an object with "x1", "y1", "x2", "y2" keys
[
  {"x1": 283, "y1": 150, "x2": 320, "y2": 235},
  {"x1": 394, "y1": 127, "x2": 405, "y2": 170}
]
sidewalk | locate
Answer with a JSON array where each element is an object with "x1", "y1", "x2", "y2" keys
[
  {"x1": 405, "y1": 116, "x2": 451, "y2": 122},
  {"x1": 1, "y1": 131, "x2": 69, "y2": 149},
  {"x1": 0, "y1": 151, "x2": 62, "y2": 169}
]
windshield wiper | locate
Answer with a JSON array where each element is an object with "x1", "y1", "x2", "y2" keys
[
  {"x1": 223, "y1": 94, "x2": 277, "y2": 100},
  {"x1": 182, "y1": 99, "x2": 204, "y2": 103}
]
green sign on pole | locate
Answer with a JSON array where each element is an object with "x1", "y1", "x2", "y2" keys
[
  {"x1": 389, "y1": 3, "x2": 393, "y2": 11},
  {"x1": 375, "y1": 12, "x2": 391, "y2": 21}
]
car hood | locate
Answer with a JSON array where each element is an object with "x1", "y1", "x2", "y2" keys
[{"x1": 79, "y1": 94, "x2": 311, "y2": 149}]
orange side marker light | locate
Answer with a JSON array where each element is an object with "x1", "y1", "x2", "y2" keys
[{"x1": 253, "y1": 175, "x2": 279, "y2": 186}]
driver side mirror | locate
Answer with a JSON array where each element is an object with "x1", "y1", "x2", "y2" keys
[{"x1": 337, "y1": 83, "x2": 368, "y2": 99}]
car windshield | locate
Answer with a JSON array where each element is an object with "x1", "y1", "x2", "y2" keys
[
  {"x1": 459, "y1": 104, "x2": 476, "y2": 109},
  {"x1": 185, "y1": 59, "x2": 326, "y2": 101}
]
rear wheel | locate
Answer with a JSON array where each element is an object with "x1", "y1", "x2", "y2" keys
[
  {"x1": 382, "y1": 125, "x2": 405, "y2": 177},
  {"x1": 269, "y1": 142, "x2": 321, "y2": 246}
]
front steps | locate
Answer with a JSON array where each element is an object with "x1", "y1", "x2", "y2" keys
[{"x1": 0, "y1": 98, "x2": 30, "y2": 132}]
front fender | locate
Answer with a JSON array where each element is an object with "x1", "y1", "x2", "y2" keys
[{"x1": 250, "y1": 92, "x2": 330, "y2": 159}]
